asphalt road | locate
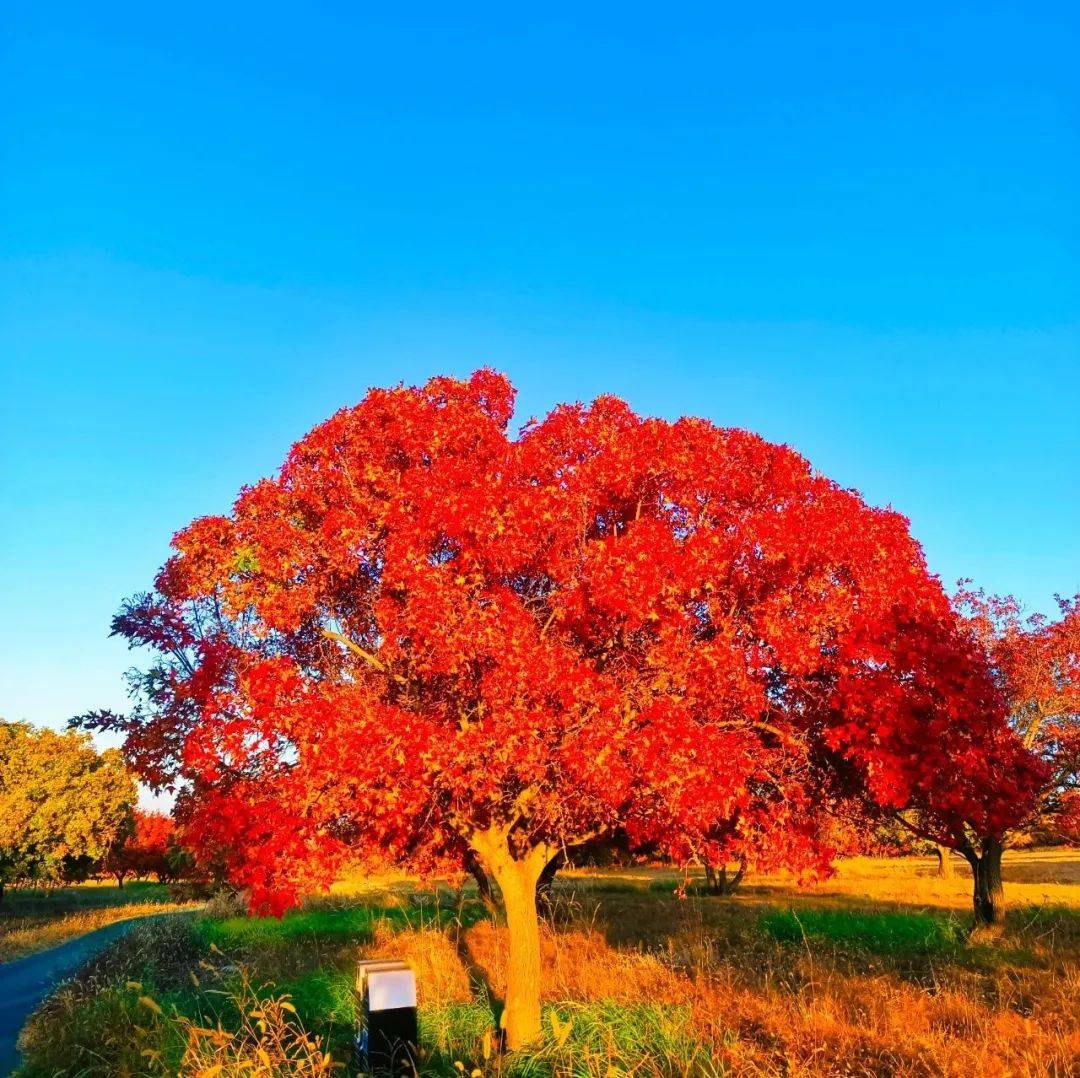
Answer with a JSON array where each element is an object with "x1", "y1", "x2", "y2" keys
[{"x1": 0, "y1": 917, "x2": 153, "y2": 1075}]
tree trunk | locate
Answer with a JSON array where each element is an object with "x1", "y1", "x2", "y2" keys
[
  {"x1": 536, "y1": 850, "x2": 564, "y2": 913},
  {"x1": 492, "y1": 855, "x2": 544, "y2": 1050},
  {"x1": 962, "y1": 837, "x2": 1005, "y2": 932},
  {"x1": 464, "y1": 849, "x2": 502, "y2": 921},
  {"x1": 115, "y1": 873, "x2": 125, "y2": 889},
  {"x1": 935, "y1": 845, "x2": 954, "y2": 879},
  {"x1": 973, "y1": 837, "x2": 1005, "y2": 929},
  {"x1": 473, "y1": 833, "x2": 547, "y2": 1052},
  {"x1": 727, "y1": 857, "x2": 747, "y2": 894},
  {"x1": 703, "y1": 861, "x2": 720, "y2": 894},
  {"x1": 703, "y1": 857, "x2": 746, "y2": 896}
]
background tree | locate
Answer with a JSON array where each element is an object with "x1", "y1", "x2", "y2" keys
[
  {"x1": 80, "y1": 371, "x2": 1039, "y2": 1047},
  {"x1": 0, "y1": 720, "x2": 136, "y2": 900},
  {"x1": 828, "y1": 602, "x2": 1047, "y2": 932},
  {"x1": 103, "y1": 809, "x2": 178, "y2": 887},
  {"x1": 861, "y1": 818, "x2": 960, "y2": 879},
  {"x1": 932, "y1": 585, "x2": 1079, "y2": 923},
  {"x1": 138, "y1": 810, "x2": 182, "y2": 882},
  {"x1": 102, "y1": 813, "x2": 137, "y2": 888}
]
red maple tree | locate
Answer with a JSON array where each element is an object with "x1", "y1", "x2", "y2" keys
[{"x1": 81, "y1": 371, "x2": 1041, "y2": 1046}]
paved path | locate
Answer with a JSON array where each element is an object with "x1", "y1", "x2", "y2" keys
[{"x1": 0, "y1": 915, "x2": 162, "y2": 1075}]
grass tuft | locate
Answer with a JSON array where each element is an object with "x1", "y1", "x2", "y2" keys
[{"x1": 759, "y1": 907, "x2": 968, "y2": 955}]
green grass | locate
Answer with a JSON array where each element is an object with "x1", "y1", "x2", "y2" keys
[
  {"x1": 417, "y1": 1000, "x2": 720, "y2": 1077},
  {"x1": 420, "y1": 1000, "x2": 498, "y2": 1056},
  {"x1": 0, "y1": 881, "x2": 194, "y2": 963},
  {"x1": 759, "y1": 907, "x2": 967, "y2": 955},
  {"x1": 0, "y1": 880, "x2": 171, "y2": 913},
  {"x1": 14, "y1": 916, "x2": 201, "y2": 1077},
  {"x1": 197, "y1": 903, "x2": 398, "y2": 950},
  {"x1": 279, "y1": 967, "x2": 356, "y2": 1024},
  {"x1": 274, "y1": 966, "x2": 358, "y2": 1059},
  {"x1": 16, "y1": 985, "x2": 184, "y2": 1077},
  {"x1": 14, "y1": 869, "x2": 1080, "y2": 1077},
  {"x1": 16, "y1": 896, "x2": 724, "y2": 1075},
  {"x1": 197, "y1": 894, "x2": 487, "y2": 953}
]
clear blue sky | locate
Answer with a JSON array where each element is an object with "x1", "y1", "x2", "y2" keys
[{"x1": 2, "y1": 2, "x2": 1077, "y2": 745}]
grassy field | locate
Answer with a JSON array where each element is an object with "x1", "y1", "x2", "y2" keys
[
  {"x1": 0, "y1": 881, "x2": 197, "y2": 963},
  {"x1": 13, "y1": 850, "x2": 1080, "y2": 1076}
]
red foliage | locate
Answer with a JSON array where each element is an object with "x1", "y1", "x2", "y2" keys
[
  {"x1": 954, "y1": 585, "x2": 1080, "y2": 843},
  {"x1": 84, "y1": 371, "x2": 1042, "y2": 914},
  {"x1": 104, "y1": 810, "x2": 177, "y2": 884}
]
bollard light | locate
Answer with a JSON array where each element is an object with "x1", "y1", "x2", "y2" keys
[{"x1": 355, "y1": 959, "x2": 418, "y2": 1074}]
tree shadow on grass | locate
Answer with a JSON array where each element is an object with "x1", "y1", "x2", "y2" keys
[{"x1": 551, "y1": 881, "x2": 1079, "y2": 995}]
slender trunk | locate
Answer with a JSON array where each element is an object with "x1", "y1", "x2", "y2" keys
[
  {"x1": 935, "y1": 845, "x2": 954, "y2": 879},
  {"x1": 961, "y1": 837, "x2": 1005, "y2": 931},
  {"x1": 536, "y1": 850, "x2": 563, "y2": 913},
  {"x1": 728, "y1": 857, "x2": 746, "y2": 893},
  {"x1": 115, "y1": 873, "x2": 125, "y2": 889},
  {"x1": 702, "y1": 861, "x2": 721, "y2": 895},
  {"x1": 703, "y1": 857, "x2": 746, "y2": 896},
  {"x1": 464, "y1": 849, "x2": 502, "y2": 921}
]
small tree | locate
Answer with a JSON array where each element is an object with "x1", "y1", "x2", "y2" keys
[
  {"x1": 931, "y1": 585, "x2": 1079, "y2": 926},
  {"x1": 137, "y1": 811, "x2": 181, "y2": 882},
  {"x1": 103, "y1": 810, "x2": 177, "y2": 887},
  {"x1": 80, "y1": 371, "x2": 1038, "y2": 1046},
  {"x1": 102, "y1": 813, "x2": 138, "y2": 887},
  {"x1": 0, "y1": 721, "x2": 136, "y2": 900}
]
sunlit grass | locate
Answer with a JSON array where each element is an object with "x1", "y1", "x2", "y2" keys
[
  {"x1": 418, "y1": 1000, "x2": 721, "y2": 1076},
  {"x1": 759, "y1": 907, "x2": 968, "y2": 955},
  {"x1": 198, "y1": 904, "x2": 395, "y2": 950},
  {"x1": 0, "y1": 882, "x2": 196, "y2": 963},
  {"x1": 14, "y1": 850, "x2": 1080, "y2": 1076},
  {"x1": 196, "y1": 893, "x2": 487, "y2": 953},
  {"x1": 560, "y1": 848, "x2": 1080, "y2": 912}
]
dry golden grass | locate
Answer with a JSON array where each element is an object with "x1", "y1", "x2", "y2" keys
[
  {"x1": 366, "y1": 902, "x2": 1077, "y2": 1075},
  {"x1": 331, "y1": 847, "x2": 1080, "y2": 914},
  {"x1": 352, "y1": 849, "x2": 1080, "y2": 1077},
  {"x1": 466, "y1": 921, "x2": 690, "y2": 1007},
  {"x1": 560, "y1": 846, "x2": 1080, "y2": 913},
  {"x1": 546, "y1": 850, "x2": 1080, "y2": 1076},
  {"x1": 16, "y1": 853, "x2": 1079, "y2": 1076},
  {"x1": 681, "y1": 919, "x2": 1080, "y2": 1076},
  {"x1": 367, "y1": 919, "x2": 475, "y2": 1005},
  {"x1": 0, "y1": 882, "x2": 198, "y2": 962},
  {"x1": 786, "y1": 848, "x2": 1080, "y2": 912}
]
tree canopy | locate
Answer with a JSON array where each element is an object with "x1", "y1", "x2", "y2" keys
[
  {"x1": 953, "y1": 584, "x2": 1080, "y2": 843},
  {"x1": 104, "y1": 809, "x2": 179, "y2": 887},
  {"x1": 82, "y1": 370, "x2": 1043, "y2": 1045},
  {"x1": 0, "y1": 720, "x2": 136, "y2": 894}
]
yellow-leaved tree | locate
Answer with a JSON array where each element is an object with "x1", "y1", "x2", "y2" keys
[{"x1": 0, "y1": 720, "x2": 136, "y2": 899}]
